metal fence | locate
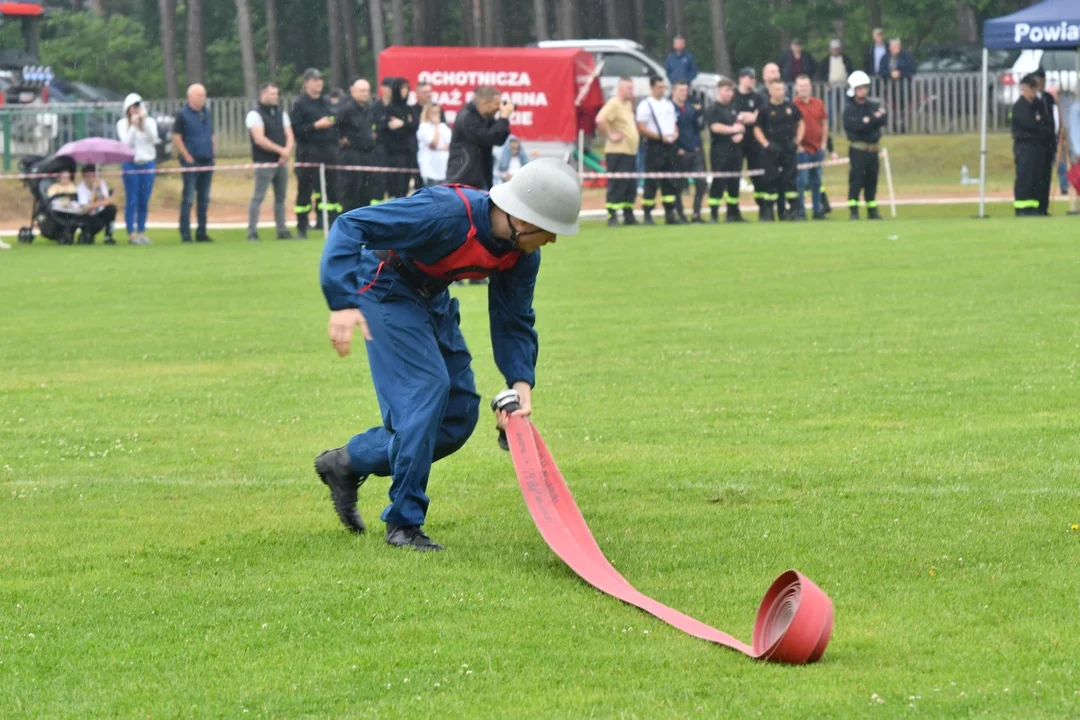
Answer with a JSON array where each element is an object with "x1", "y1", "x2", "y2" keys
[
  {"x1": 0, "y1": 73, "x2": 1021, "y2": 169},
  {"x1": 813, "y1": 74, "x2": 1009, "y2": 136}
]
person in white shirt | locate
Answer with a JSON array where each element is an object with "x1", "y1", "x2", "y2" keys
[
  {"x1": 116, "y1": 93, "x2": 158, "y2": 244},
  {"x1": 75, "y1": 164, "x2": 119, "y2": 245},
  {"x1": 246, "y1": 82, "x2": 295, "y2": 241},
  {"x1": 635, "y1": 75, "x2": 680, "y2": 224},
  {"x1": 415, "y1": 103, "x2": 451, "y2": 186}
]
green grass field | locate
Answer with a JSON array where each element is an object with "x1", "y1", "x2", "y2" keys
[{"x1": 2, "y1": 216, "x2": 1079, "y2": 718}]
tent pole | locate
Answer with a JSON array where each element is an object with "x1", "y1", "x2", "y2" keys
[
  {"x1": 978, "y1": 47, "x2": 988, "y2": 218},
  {"x1": 1074, "y1": 49, "x2": 1080, "y2": 214}
]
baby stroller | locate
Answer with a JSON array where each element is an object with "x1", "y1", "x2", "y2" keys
[{"x1": 17, "y1": 153, "x2": 84, "y2": 245}]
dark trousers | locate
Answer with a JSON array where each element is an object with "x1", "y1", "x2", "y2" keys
[
  {"x1": 295, "y1": 146, "x2": 340, "y2": 230},
  {"x1": 642, "y1": 140, "x2": 677, "y2": 215},
  {"x1": 604, "y1": 152, "x2": 637, "y2": 217},
  {"x1": 744, "y1": 143, "x2": 765, "y2": 206},
  {"x1": 709, "y1": 148, "x2": 743, "y2": 216},
  {"x1": 1037, "y1": 144, "x2": 1056, "y2": 215},
  {"x1": 77, "y1": 204, "x2": 117, "y2": 241},
  {"x1": 762, "y1": 144, "x2": 798, "y2": 209},
  {"x1": 848, "y1": 148, "x2": 880, "y2": 208},
  {"x1": 179, "y1": 160, "x2": 213, "y2": 240},
  {"x1": 340, "y1": 149, "x2": 375, "y2": 213},
  {"x1": 676, "y1": 148, "x2": 707, "y2": 218},
  {"x1": 384, "y1": 149, "x2": 413, "y2": 199},
  {"x1": 346, "y1": 250, "x2": 480, "y2": 527},
  {"x1": 1014, "y1": 142, "x2": 1041, "y2": 216}
]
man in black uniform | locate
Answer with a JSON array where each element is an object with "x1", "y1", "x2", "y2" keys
[
  {"x1": 842, "y1": 70, "x2": 887, "y2": 220},
  {"x1": 1033, "y1": 68, "x2": 1058, "y2": 215},
  {"x1": 336, "y1": 78, "x2": 376, "y2": 213},
  {"x1": 672, "y1": 80, "x2": 706, "y2": 223},
  {"x1": 376, "y1": 77, "x2": 417, "y2": 200},
  {"x1": 1011, "y1": 74, "x2": 1050, "y2": 217},
  {"x1": 705, "y1": 77, "x2": 746, "y2": 223},
  {"x1": 292, "y1": 68, "x2": 341, "y2": 237},
  {"x1": 368, "y1": 78, "x2": 395, "y2": 205},
  {"x1": 753, "y1": 78, "x2": 804, "y2": 222},
  {"x1": 734, "y1": 68, "x2": 764, "y2": 214}
]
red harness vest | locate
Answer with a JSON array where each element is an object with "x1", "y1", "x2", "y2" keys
[
  {"x1": 410, "y1": 185, "x2": 520, "y2": 280},
  {"x1": 360, "y1": 186, "x2": 520, "y2": 296}
]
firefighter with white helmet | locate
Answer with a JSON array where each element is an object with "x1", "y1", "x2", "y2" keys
[
  {"x1": 315, "y1": 158, "x2": 582, "y2": 551},
  {"x1": 843, "y1": 70, "x2": 887, "y2": 220}
]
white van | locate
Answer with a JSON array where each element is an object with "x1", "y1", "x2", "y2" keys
[
  {"x1": 531, "y1": 39, "x2": 720, "y2": 102},
  {"x1": 1001, "y1": 49, "x2": 1079, "y2": 103}
]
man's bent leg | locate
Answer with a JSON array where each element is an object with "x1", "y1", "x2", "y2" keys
[{"x1": 432, "y1": 296, "x2": 481, "y2": 461}]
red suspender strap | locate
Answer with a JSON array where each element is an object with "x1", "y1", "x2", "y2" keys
[
  {"x1": 356, "y1": 261, "x2": 385, "y2": 295},
  {"x1": 452, "y1": 186, "x2": 478, "y2": 239}
]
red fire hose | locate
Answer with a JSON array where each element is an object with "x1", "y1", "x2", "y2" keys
[{"x1": 501, "y1": 414, "x2": 835, "y2": 664}]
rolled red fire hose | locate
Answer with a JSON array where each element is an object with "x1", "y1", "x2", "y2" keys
[{"x1": 502, "y1": 414, "x2": 835, "y2": 664}]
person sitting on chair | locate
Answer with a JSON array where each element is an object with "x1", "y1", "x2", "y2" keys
[{"x1": 76, "y1": 164, "x2": 118, "y2": 245}]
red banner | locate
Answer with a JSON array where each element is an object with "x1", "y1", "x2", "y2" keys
[{"x1": 378, "y1": 47, "x2": 601, "y2": 144}]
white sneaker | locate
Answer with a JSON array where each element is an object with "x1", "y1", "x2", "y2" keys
[{"x1": 0, "y1": 238, "x2": 11, "y2": 250}]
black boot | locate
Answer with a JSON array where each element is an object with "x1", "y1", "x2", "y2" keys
[
  {"x1": 710, "y1": 206, "x2": 720, "y2": 223},
  {"x1": 675, "y1": 205, "x2": 689, "y2": 224},
  {"x1": 643, "y1": 209, "x2": 655, "y2": 225},
  {"x1": 867, "y1": 206, "x2": 883, "y2": 220},
  {"x1": 386, "y1": 524, "x2": 444, "y2": 551},
  {"x1": 821, "y1": 191, "x2": 832, "y2": 214},
  {"x1": 759, "y1": 202, "x2": 775, "y2": 222},
  {"x1": 314, "y1": 446, "x2": 367, "y2": 533},
  {"x1": 664, "y1": 208, "x2": 680, "y2": 225},
  {"x1": 849, "y1": 206, "x2": 860, "y2": 221},
  {"x1": 607, "y1": 212, "x2": 619, "y2": 228},
  {"x1": 622, "y1": 208, "x2": 638, "y2": 225},
  {"x1": 297, "y1": 215, "x2": 309, "y2": 240}
]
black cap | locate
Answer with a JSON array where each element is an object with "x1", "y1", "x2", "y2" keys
[
  {"x1": 380, "y1": 76, "x2": 395, "y2": 87},
  {"x1": 739, "y1": 67, "x2": 756, "y2": 79},
  {"x1": 302, "y1": 68, "x2": 322, "y2": 82},
  {"x1": 1032, "y1": 67, "x2": 1046, "y2": 79}
]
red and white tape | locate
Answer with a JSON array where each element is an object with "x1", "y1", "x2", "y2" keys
[{"x1": 0, "y1": 153, "x2": 871, "y2": 182}]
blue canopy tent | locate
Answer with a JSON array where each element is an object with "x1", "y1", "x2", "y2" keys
[{"x1": 979, "y1": 0, "x2": 1080, "y2": 216}]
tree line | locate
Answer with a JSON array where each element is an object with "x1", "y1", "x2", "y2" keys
[{"x1": 34, "y1": 0, "x2": 1037, "y2": 102}]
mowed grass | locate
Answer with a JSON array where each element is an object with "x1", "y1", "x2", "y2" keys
[{"x1": 2, "y1": 216, "x2": 1079, "y2": 718}]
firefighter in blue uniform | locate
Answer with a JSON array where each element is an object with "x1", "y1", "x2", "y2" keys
[{"x1": 316, "y1": 158, "x2": 583, "y2": 551}]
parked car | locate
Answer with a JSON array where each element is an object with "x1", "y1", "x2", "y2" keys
[
  {"x1": 531, "y1": 38, "x2": 720, "y2": 104},
  {"x1": 1001, "y1": 49, "x2": 1079, "y2": 104},
  {"x1": 916, "y1": 45, "x2": 1017, "y2": 74}
]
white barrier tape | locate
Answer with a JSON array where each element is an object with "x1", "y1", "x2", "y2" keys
[
  {"x1": 0, "y1": 152, "x2": 877, "y2": 182},
  {"x1": 580, "y1": 157, "x2": 855, "y2": 180},
  {"x1": 294, "y1": 162, "x2": 420, "y2": 174},
  {"x1": 0, "y1": 160, "x2": 419, "y2": 181}
]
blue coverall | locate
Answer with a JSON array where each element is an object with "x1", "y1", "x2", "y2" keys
[{"x1": 319, "y1": 186, "x2": 540, "y2": 527}]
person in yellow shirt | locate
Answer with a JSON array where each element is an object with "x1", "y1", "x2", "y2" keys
[
  {"x1": 596, "y1": 76, "x2": 641, "y2": 227},
  {"x1": 47, "y1": 169, "x2": 79, "y2": 213}
]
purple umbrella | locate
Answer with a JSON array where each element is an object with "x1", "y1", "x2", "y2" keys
[{"x1": 55, "y1": 137, "x2": 135, "y2": 165}]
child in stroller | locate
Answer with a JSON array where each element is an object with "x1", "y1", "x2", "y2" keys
[{"x1": 17, "y1": 155, "x2": 117, "y2": 245}]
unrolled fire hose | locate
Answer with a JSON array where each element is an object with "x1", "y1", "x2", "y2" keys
[{"x1": 491, "y1": 390, "x2": 835, "y2": 664}]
